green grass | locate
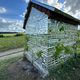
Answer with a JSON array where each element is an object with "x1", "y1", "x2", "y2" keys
[
  {"x1": 0, "y1": 35, "x2": 25, "y2": 52},
  {"x1": 0, "y1": 56, "x2": 22, "y2": 80},
  {"x1": 77, "y1": 43, "x2": 80, "y2": 54},
  {"x1": 47, "y1": 32, "x2": 80, "y2": 80},
  {"x1": 77, "y1": 36, "x2": 80, "y2": 54},
  {"x1": 48, "y1": 56, "x2": 80, "y2": 80},
  {"x1": 3, "y1": 34, "x2": 16, "y2": 37}
]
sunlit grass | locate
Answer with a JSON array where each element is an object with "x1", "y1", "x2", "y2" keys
[
  {"x1": 0, "y1": 35, "x2": 25, "y2": 52},
  {"x1": 0, "y1": 33, "x2": 16, "y2": 37}
]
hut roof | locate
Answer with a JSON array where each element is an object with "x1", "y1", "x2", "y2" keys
[{"x1": 23, "y1": 0, "x2": 80, "y2": 29}]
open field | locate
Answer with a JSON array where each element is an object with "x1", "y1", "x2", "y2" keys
[
  {"x1": 0, "y1": 34, "x2": 25, "y2": 52},
  {"x1": 0, "y1": 56, "x2": 42, "y2": 80},
  {"x1": 0, "y1": 54, "x2": 80, "y2": 80}
]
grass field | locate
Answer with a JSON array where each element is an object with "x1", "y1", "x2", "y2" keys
[
  {"x1": 0, "y1": 55, "x2": 43, "y2": 80},
  {"x1": 0, "y1": 54, "x2": 80, "y2": 80},
  {"x1": 48, "y1": 56, "x2": 80, "y2": 80},
  {"x1": 0, "y1": 34, "x2": 25, "y2": 52},
  {"x1": 0, "y1": 56, "x2": 22, "y2": 80},
  {"x1": 0, "y1": 33, "x2": 16, "y2": 37},
  {"x1": 0, "y1": 33, "x2": 80, "y2": 80}
]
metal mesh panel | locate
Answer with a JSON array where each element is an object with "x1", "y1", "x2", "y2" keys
[
  {"x1": 25, "y1": 7, "x2": 78, "y2": 76},
  {"x1": 48, "y1": 19, "x2": 78, "y2": 70}
]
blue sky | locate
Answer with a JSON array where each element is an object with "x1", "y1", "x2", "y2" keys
[
  {"x1": 0, "y1": 0, "x2": 27, "y2": 20},
  {"x1": 58, "y1": 0, "x2": 64, "y2": 3},
  {"x1": 0, "y1": 0, "x2": 28, "y2": 32},
  {"x1": 0, "y1": 0, "x2": 66, "y2": 21},
  {"x1": 0, "y1": 0, "x2": 80, "y2": 32}
]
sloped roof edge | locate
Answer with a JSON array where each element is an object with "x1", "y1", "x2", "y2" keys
[
  {"x1": 23, "y1": 0, "x2": 80, "y2": 29},
  {"x1": 31, "y1": 0, "x2": 80, "y2": 24}
]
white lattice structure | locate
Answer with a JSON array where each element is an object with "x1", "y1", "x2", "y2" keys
[{"x1": 23, "y1": 0, "x2": 80, "y2": 77}]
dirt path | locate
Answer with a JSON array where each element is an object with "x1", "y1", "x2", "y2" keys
[
  {"x1": 0, "y1": 48, "x2": 24, "y2": 60},
  {"x1": 0, "y1": 48, "x2": 43, "y2": 80},
  {"x1": 0, "y1": 48, "x2": 24, "y2": 57}
]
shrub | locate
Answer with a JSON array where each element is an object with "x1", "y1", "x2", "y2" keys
[
  {"x1": 36, "y1": 50, "x2": 43, "y2": 58},
  {"x1": 0, "y1": 34, "x2": 4, "y2": 38},
  {"x1": 15, "y1": 33, "x2": 24, "y2": 36},
  {"x1": 25, "y1": 45, "x2": 29, "y2": 51}
]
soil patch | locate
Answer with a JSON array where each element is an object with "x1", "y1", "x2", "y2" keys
[{"x1": 8, "y1": 59, "x2": 43, "y2": 80}]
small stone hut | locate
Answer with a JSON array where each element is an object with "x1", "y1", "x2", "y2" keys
[{"x1": 23, "y1": 0, "x2": 80, "y2": 77}]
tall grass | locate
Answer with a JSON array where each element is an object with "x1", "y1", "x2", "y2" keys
[{"x1": 0, "y1": 34, "x2": 25, "y2": 52}]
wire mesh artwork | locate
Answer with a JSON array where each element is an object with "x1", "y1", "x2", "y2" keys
[{"x1": 25, "y1": 7, "x2": 78, "y2": 76}]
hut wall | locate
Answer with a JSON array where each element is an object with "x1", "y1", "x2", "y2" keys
[{"x1": 25, "y1": 7, "x2": 78, "y2": 77}]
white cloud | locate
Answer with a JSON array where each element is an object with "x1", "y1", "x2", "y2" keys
[
  {"x1": 0, "y1": 18, "x2": 25, "y2": 32},
  {"x1": 20, "y1": 14, "x2": 24, "y2": 18},
  {"x1": 40, "y1": 0, "x2": 63, "y2": 9},
  {"x1": 63, "y1": 0, "x2": 80, "y2": 19},
  {"x1": 40, "y1": 0, "x2": 80, "y2": 19},
  {"x1": 0, "y1": 17, "x2": 7, "y2": 23},
  {"x1": 64, "y1": 0, "x2": 80, "y2": 13},
  {"x1": 20, "y1": 10, "x2": 27, "y2": 18},
  {"x1": 46, "y1": 0, "x2": 80, "y2": 30},
  {"x1": 24, "y1": 0, "x2": 29, "y2": 3},
  {"x1": 47, "y1": 0, "x2": 57, "y2": 5},
  {"x1": 0, "y1": 7, "x2": 6, "y2": 14},
  {"x1": 24, "y1": 0, "x2": 80, "y2": 29},
  {"x1": 54, "y1": 2, "x2": 63, "y2": 9},
  {"x1": 24, "y1": 0, "x2": 80, "y2": 20},
  {"x1": 47, "y1": 0, "x2": 63, "y2": 9}
]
